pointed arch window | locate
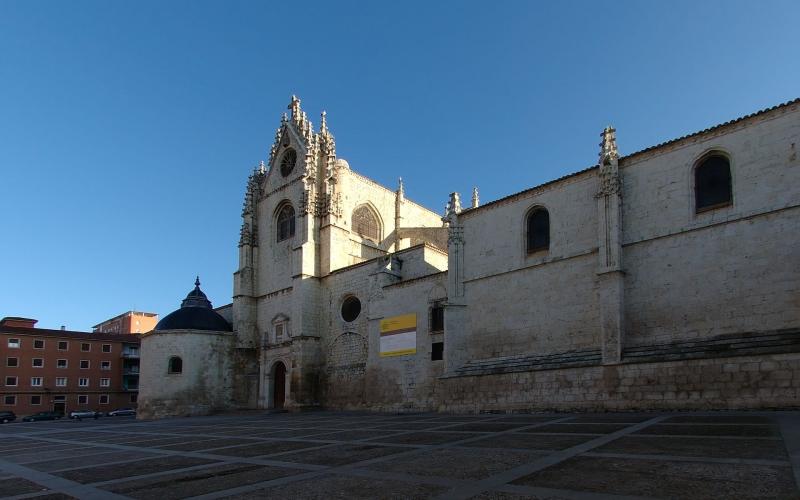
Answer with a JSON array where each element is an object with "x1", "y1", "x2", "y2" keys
[
  {"x1": 695, "y1": 153, "x2": 732, "y2": 213},
  {"x1": 526, "y1": 207, "x2": 550, "y2": 253},
  {"x1": 277, "y1": 204, "x2": 296, "y2": 242},
  {"x1": 352, "y1": 206, "x2": 380, "y2": 242}
]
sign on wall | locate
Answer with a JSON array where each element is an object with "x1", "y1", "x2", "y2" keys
[{"x1": 379, "y1": 314, "x2": 417, "y2": 357}]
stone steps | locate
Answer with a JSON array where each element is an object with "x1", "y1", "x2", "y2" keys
[
  {"x1": 622, "y1": 329, "x2": 800, "y2": 363},
  {"x1": 449, "y1": 329, "x2": 800, "y2": 378},
  {"x1": 454, "y1": 348, "x2": 602, "y2": 376}
]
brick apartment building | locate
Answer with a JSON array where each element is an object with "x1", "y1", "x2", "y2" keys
[
  {"x1": 93, "y1": 311, "x2": 158, "y2": 335},
  {"x1": 0, "y1": 317, "x2": 140, "y2": 416}
]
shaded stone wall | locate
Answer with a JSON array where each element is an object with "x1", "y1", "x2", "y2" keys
[{"x1": 138, "y1": 330, "x2": 234, "y2": 419}]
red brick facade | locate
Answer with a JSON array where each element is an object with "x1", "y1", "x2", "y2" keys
[{"x1": 1, "y1": 319, "x2": 140, "y2": 417}]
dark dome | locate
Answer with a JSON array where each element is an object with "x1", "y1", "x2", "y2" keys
[{"x1": 155, "y1": 277, "x2": 232, "y2": 332}]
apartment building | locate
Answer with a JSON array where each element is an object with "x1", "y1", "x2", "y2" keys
[
  {"x1": 0, "y1": 317, "x2": 140, "y2": 416},
  {"x1": 92, "y1": 311, "x2": 158, "y2": 334}
]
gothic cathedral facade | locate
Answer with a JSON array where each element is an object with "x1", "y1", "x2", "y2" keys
[{"x1": 138, "y1": 96, "x2": 800, "y2": 418}]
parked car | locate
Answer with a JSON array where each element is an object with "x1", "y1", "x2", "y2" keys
[
  {"x1": 69, "y1": 410, "x2": 101, "y2": 419},
  {"x1": 106, "y1": 408, "x2": 136, "y2": 417},
  {"x1": 0, "y1": 411, "x2": 16, "y2": 423},
  {"x1": 22, "y1": 411, "x2": 63, "y2": 422}
]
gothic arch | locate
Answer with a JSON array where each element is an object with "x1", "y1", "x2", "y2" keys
[
  {"x1": 274, "y1": 200, "x2": 296, "y2": 242},
  {"x1": 692, "y1": 149, "x2": 734, "y2": 214},
  {"x1": 351, "y1": 203, "x2": 383, "y2": 242},
  {"x1": 524, "y1": 204, "x2": 550, "y2": 253},
  {"x1": 268, "y1": 359, "x2": 289, "y2": 409}
]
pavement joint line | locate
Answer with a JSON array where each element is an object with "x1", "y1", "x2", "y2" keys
[
  {"x1": 0, "y1": 457, "x2": 131, "y2": 500},
  {"x1": 29, "y1": 453, "x2": 172, "y2": 473},
  {"x1": 434, "y1": 415, "x2": 670, "y2": 500},
  {"x1": 10, "y1": 447, "x2": 126, "y2": 466},
  {"x1": 580, "y1": 450, "x2": 791, "y2": 466},
  {"x1": 778, "y1": 415, "x2": 800, "y2": 492},
  {"x1": 182, "y1": 416, "x2": 579, "y2": 499},
  {"x1": 86, "y1": 460, "x2": 244, "y2": 487},
  {"x1": 495, "y1": 482, "x2": 659, "y2": 500},
  {"x1": 612, "y1": 433, "x2": 781, "y2": 440},
  {"x1": 2, "y1": 434, "x2": 331, "y2": 474}
]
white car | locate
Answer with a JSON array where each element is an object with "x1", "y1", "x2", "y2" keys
[{"x1": 69, "y1": 410, "x2": 100, "y2": 419}]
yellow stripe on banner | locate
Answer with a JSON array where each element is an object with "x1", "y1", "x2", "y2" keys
[
  {"x1": 380, "y1": 313, "x2": 416, "y2": 333},
  {"x1": 379, "y1": 348, "x2": 417, "y2": 357}
]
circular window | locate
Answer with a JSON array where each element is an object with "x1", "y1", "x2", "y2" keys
[
  {"x1": 341, "y1": 296, "x2": 361, "y2": 322},
  {"x1": 280, "y1": 149, "x2": 297, "y2": 177}
]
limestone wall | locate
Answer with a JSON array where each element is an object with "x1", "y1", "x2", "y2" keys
[
  {"x1": 138, "y1": 330, "x2": 234, "y2": 419},
  {"x1": 435, "y1": 352, "x2": 800, "y2": 413},
  {"x1": 621, "y1": 105, "x2": 800, "y2": 345}
]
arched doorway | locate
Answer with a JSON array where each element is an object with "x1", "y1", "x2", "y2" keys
[{"x1": 272, "y1": 361, "x2": 286, "y2": 409}]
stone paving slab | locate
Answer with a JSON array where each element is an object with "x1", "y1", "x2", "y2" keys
[
  {"x1": 527, "y1": 423, "x2": 631, "y2": 434},
  {"x1": 54, "y1": 456, "x2": 218, "y2": 484},
  {"x1": 208, "y1": 440, "x2": 320, "y2": 457},
  {"x1": 279, "y1": 443, "x2": 410, "y2": 466},
  {"x1": 102, "y1": 463, "x2": 304, "y2": 500},
  {"x1": 1, "y1": 410, "x2": 799, "y2": 499},
  {"x1": 512, "y1": 455, "x2": 797, "y2": 499},
  {"x1": 156, "y1": 438, "x2": 257, "y2": 452},
  {"x1": 0, "y1": 476, "x2": 51, "y2": 496},
  {"x1": 28, "y1": 450, "x2": 162, "y2": 473},
  {"x1": 366, "y1": 448, "x2": 549, "y2": 480},
  {"x1": 595, "y1": 435, "x2": 790, "y2": 460},
  {"x1": 634, "y1": 423, "x2": 780, "y2": 437},
  {"x1": 366, "y1": 431, "x2": 483, "y2": 445},
  {"x1": 222, "y1": 473, "x2": 449, "y2": 499},
  {"x1": 465, "y1": 433, "x2": 597, "y2": 451}
]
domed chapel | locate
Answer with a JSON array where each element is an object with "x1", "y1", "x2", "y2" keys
[{"x1": 137, "y1": 96, "x2": 800, "y2": 418}]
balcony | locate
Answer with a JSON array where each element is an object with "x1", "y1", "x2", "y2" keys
[
  {"x1": 121, "y1": 351, "x2": 140, "y2": 359},
  {"x1": 123, "y1": 369, "x2": 140, "y2": 376}
]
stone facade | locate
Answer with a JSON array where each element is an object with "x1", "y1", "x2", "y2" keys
[{"x1": 142, "y1": 96, "x2": 800, "y2": 417}]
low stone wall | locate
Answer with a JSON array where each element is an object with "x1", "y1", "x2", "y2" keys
[
  {"x1": 434, "y1": 352, "x2": 800, "y2": 413},
  {"x1": 321, "y1": 351, "x2": 800, "y2": 413}
]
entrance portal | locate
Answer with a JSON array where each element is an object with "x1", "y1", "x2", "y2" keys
[{"x1": 272, "y1": 361, "x2": 286, "y2": 409}]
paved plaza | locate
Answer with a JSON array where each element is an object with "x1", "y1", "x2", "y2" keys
[{"x1": 1, "y1": 411, "x2": 799, "y2": 499}]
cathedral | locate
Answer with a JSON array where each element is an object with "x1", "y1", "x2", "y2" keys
[{"x1": 138, "y1": 96, "x2": 800, "y2": 418}]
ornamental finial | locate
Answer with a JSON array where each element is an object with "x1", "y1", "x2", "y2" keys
[
  {"x1": 288, "y1": 95, "x2": 301, "y2": 118},
  {"x1": 320, "y1": 111, "x2": 328, "y2": 134},
  {"x1": 471, "y1": 187, "x2": 479, "y2": 208},
  {"x1": 599, "y1": 125, "x2": 619, "y2": 166},
  {"x1": 195, "y1": 276, "x2": 201, "y2": 288}
]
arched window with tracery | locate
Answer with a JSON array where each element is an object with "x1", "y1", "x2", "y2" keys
[
  {"x1": 276, "y1": 204, "x2": 296, "y2": 242},
  {"x1": 695, "y1": 153, "x2": 732, "y2": 213},
  {"x1": 352, "y1": 205, "x2": 380, "y2": 242},
  {"x1": 526, "y1": 207, "x2": 550, "y2": 253}
]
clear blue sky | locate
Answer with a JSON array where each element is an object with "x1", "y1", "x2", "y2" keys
[{"x1": 1, "y1": 0, "x2": 797, "y2": 331}]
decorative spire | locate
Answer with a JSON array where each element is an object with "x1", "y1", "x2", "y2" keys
[
  {"x1": 442, "y1": 191, "x2": 462, "y2": 225},
  {"x1": 288, "y1": 95, "x2": 301, "y2": 118},
  {"x1": 471, "y1": 187, "x2": 479, "y2": 208},
  {"x1": 258, "y1": 160, "x2": 266, "y2": 174},
  {"x1": 599, "y1": 125, "x2": 619, "y2": 166},
  {"x1": 397, "y1": 177, "x2": 405, "y2": 203},
  {"x1": 195, "y1": 276, "x2": 201, "y2": 288},
  {"x1": 320, "y1": 111, "x2": 328, "y2": 134}
]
